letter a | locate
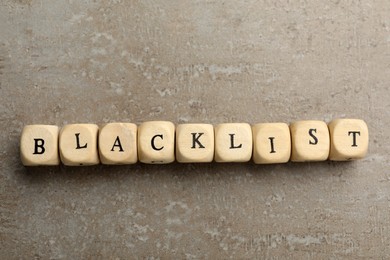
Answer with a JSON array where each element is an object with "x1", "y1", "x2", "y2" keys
[{"x1": 111, "y1": 136, "x2": 124, "y2": 152}]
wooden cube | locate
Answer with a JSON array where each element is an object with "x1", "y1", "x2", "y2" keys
[
  {"x1": 59, "y1": 124, "x2": 100, "y2": 166},
  {"x1": 328, "y1": 119, "x2": 369, "y2": 161},
  {"x1": 176, "y1": 124, "x2": 214, "y2": 163},
  {"x1": 214, "y1": 123, "x2": 252, "y2": 162},
  {"x1": 138, "y1": 121, "x2": 175, "y2": 164},
  {"x1": 98, "y1": 123, "x2": 138, "y2": 164},
  {"x1": 290, "y1": 120, "x2": 330, "y2": 162},
  {"x1": 20, "y1": 125, "x2": 60, "y2": 166},
  {"x1": 252, "y1": 123, "x2": 291, "y2": 164}
]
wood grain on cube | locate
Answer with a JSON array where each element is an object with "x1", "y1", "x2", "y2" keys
[
  {"x1": 214, "y1": 123, "x2": 252, "y2": 162},
  {"x1": 252, "y1": 123, "x2": 291, "y2": 164},
  {"x1": 59, "y1": 124, "x2": 100, "y2": 166},
  {"x1": 176, "y1": 124, "x2": 214, "y2": 163},
  {"x1": 290, "y1": 120, "x2": 330, "y2": 162},
  {"x1": 98, "y1": 123, "x2": 138, "y2": 164},
  {"x1": 20, "y1": 125, "x2": 60, "y2": 166},
  {"x1": 328, "y1": 119, "x2": 369, "y2": 161},
  {"x1": 138, "y1": 121, "x2": 175, "y2": 164}
]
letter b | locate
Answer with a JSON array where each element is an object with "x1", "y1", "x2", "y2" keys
[{"x1": 33, "y1": 138, "x2": 45, "y2": 154}]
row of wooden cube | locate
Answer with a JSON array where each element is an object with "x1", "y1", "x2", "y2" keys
[{"x1": 20, "y1": 119, "x2": 369, "y2": 166}]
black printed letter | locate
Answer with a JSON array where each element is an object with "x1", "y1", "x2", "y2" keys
[
  {"x1": 348, "y1": 131, "x2": 360, "y2": 147},
  {"x1": 229, "y1": 134, "x2": 242, "y2": 149},
  {"x1": 75, "y1": 133, "x2": 88, "y2": 149},
  {"x1": 309, "y1": 129, "x2": 318, "y2": 145},
  {"x1": 111, "y1": 136, "x2": 124, "y2": 152},
  {"x1": 151, "y1": 134, "x2": 164, "y2": 151},
  {"x1": 269, "y1": 137, "x2": 276, "y2": 153},
  {"x1": 191, "y1": 133, "x2": 205, "y2": 149},
  {"x1": 33, "y1": 138, "x2": 45, "y2": 154}
]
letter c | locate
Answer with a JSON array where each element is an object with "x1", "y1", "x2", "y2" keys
[{"x1": 151, "y1": 134, "x2": 164, "y2": 151}]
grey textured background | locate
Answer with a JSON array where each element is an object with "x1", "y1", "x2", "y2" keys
[{"x1": 1, "y1": 0, "x2": 390, "y2": 258}]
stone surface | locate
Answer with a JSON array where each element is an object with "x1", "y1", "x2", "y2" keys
[{"x1": 0, "y1": 0, "x2": 389, "y2": 258}]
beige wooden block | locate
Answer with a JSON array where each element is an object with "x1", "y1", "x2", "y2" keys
[
  {"x1": 252, "y1": 123, "x2": 291, "y2": 164},
  {"x1": 59, "y1": 124, "x2": 99, "y2": 166},
  {"x1": 98, "y1": 123, "x2": 138, "y2": 164},
  {"x1": 214, "y1": 123, "x2": 252, "y2": 162},
  {"x1": 176, "y1": 124, "x2": 214, "y2": 163},
  {"x1": 138, "y1": 121, "x2": 175, "y2": 164},
  {"x1": 328, "y1": 119, "x2": 369, "y2": 161},
  {"x1": 20, "y1": 125, "x2": 60, "y2": 166},
  {"x1": 290, "y1": 120, "x2": 330, "y2": 162}
]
